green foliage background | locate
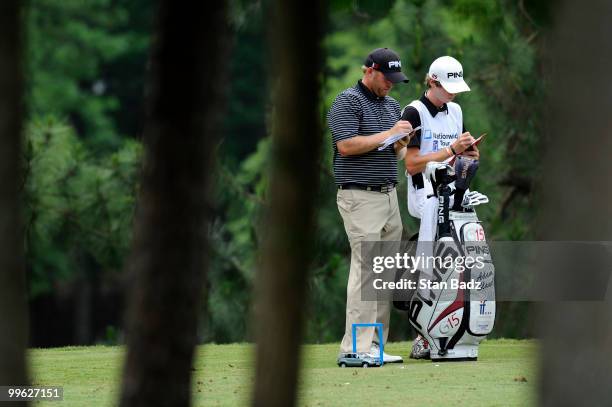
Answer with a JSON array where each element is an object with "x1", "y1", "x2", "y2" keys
[{"x1": 24, "y1": 0, "x2": 544, "y2": 345}]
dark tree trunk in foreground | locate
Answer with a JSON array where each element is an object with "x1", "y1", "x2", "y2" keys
[
  {"x1": 538, "y1": 0, "x2": 612, "y2": 405},
  {"x1": 251, "y1": 1, "x2": 324, "y2": 407},
  {"x1": 119, "y1": 2, "x2": 229, "y2": 406},
  {"x1": 0, "y1": 0, "x2": 29, "y2": 396}
]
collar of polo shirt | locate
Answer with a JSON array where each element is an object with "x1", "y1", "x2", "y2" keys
[
  {"x1": 420, "y1": 92, "x2": 448, "y2": 117},
  {"x1": 357, "y1": 80, "x2": 385, "y2": 101}
]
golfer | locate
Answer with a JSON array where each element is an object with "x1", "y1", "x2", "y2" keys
[{"x1": 327, "y1": 47, "x2": 411, "y2": 364}]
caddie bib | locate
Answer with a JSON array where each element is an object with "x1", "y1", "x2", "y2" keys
[{"x1": 404, "y1": 100, "x2": 463, "y2": 218}]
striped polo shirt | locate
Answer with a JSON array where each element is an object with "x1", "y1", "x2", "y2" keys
[{"x1": 327, "y1": 80, "x2": 400, "y2": 186}]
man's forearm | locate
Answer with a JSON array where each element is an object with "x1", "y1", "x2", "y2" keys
[
  {"x1": 336, "y1": 130, "x2": 392, "y2": 156},
  {"x1": 405, "y1": 149, "x2": 452, "y2": 175}
]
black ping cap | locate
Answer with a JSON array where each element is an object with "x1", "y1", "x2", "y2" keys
[{"x1": 364, "y1": 48, "x2": 409, "y2": 84}]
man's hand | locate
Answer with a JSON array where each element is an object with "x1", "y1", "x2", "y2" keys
[
  {"x1": 390, "y1": 120, "x2": 413, "y2": 137},
  {"x1": 462, "y1": 143, "x2": 479, "y2": 160},
  {"x1": 451, "y1": 132, "x2": 476, "y2": 154},
  {"x1": 392, "y1": 120, "x2": 414, "y2": 149}
]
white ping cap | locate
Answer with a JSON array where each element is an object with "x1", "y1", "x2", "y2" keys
[{"x1": 428, "y1": 56, "x2": 470, "y2": 94}]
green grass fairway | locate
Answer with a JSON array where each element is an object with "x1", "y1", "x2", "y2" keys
[{"x1": 29, "y1": 339, "x2": 536, "y2": 406}]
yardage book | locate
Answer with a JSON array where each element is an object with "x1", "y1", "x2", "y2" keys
[{"x1": 377, "y1": 126, "x2": 421, "y2": 151}]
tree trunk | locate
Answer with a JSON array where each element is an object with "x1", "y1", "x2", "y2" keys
[
  {"x1": 0, "y1": 0, "x2": 29, "y2": 398},
  {"x1": 118, "y1": 2, "x2": 229, "y2": 406},
  {"x1": 538, "y1": 0, "x2": 612, "y2": 405},
  {"x1": 251, "y1": 1, "x2": 324, "y2": 407}
]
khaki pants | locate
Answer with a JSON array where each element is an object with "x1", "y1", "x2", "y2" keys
[{"x1": 337, "y1": 188, "x2": 403, "y2": 353}]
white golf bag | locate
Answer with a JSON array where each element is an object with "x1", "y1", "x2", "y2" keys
[{"x1": 406, "y1": 157, "x2": 496, "y2": 361}]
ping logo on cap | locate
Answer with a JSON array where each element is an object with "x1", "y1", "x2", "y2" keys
[
  {"x1": 388, "y1": 61, "x2": 401, "y2": 68},
  {"x1": 447, "y1": 71, "x2": 463, "y2": 78}
]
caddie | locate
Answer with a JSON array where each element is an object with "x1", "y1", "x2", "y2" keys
[
  {"x1": 327, "y1": 47, "x2": 411, "y2": 364},
  {"x1": 401, "y1": 56, "x2": 479, "y2": 358}
]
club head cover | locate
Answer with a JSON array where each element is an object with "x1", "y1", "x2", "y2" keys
[
  {"x1": 454, "y1": 156, "x2": 479, "y2": 191},
  {"x1": 425, "y1": 161, "x2": 454, "y2": 197},
  {"x1": 425, "y1": 161, "x2": 454, "y2": 183}
]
